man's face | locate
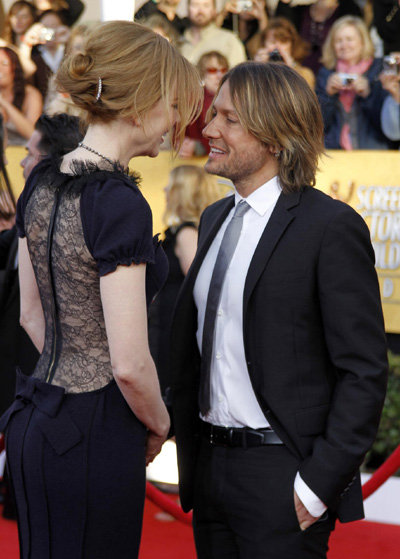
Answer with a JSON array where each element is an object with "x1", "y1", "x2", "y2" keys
[
  {"x1": 21, "y1": 130, "x2": 44, "y2": 180},
  {"x1": 202, "y1": 80, "x2": 276, "y2": 194},
  {"x1": 189, "y1": 0, "x2": 216, "y2": 28}
]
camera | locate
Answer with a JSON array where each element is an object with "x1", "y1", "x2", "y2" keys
[
  {"x1": 337, "y1": 72, "x2": 358, "y2": 86},
  {"x1": 383, "y1": 55, "x2": 399, "y2": 75},
  {"x1": 39, "y1": 27, "x2": 55, "y2": 42},
  {"x1": 268, "y1": 49, "x2": 284, "y2": 63},
  {"x1": 236, "y1": 0, "x2": 253, "y2": 12}
]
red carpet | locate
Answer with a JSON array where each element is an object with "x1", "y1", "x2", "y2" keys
[{"x1": 1, "y1": 502, "x2": 399, "y2": 558}]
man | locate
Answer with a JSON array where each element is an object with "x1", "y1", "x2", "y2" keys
[
  {"x1": 170, "y1": 62, "x2": 388, "y2": 558},
  {"x1": 180, "y1": 0, "x2": 246, "y2": 69},
  {"x1": 21, "y1": 112, "x2": 83, "y2": 179}
]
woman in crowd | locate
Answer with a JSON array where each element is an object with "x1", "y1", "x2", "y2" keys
[
  {"x1": 148, "y1": 165, "x2": 224, "y2": 400},
  {"x1": 275, "y1": 0, "x2": 362, "y2": 74},
  {"x1": 379, "y1": 53, "x2": 400, "y2": 141},
  {"x1": 3, "y1": 1, "x2": 38, "y2": 48},
  {"x1": 2, "y1": 1, "x2": 38, "y2": 77},
  {"x1": 0, "y1": 114, "x2": 15, "y2": 231},
  {"x1": 180, "y1": 50, "x2": 229, "y2": 157},
  {"x1": 253, "y1": 17, "x2": 315, "y2": 88},
  {"x1": 316, "y1": 15, "x2": 391, "y2": 149},
  {"x1": 33, "y1": 0, "x2": 84, "y2": 27},
  {"x1": 24, "y1": 9, "x2": 70, "y2": 101},
  {"x1": 0, "y1": 20, "x2": 202, "y2": 559},
  {"x1": 0, "y1": 46, "x2": 42, "y2": 145}
]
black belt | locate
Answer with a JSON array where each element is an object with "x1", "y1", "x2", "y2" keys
[{"x1": 200, "y1": 421, "x2": 283, "y2": 448}]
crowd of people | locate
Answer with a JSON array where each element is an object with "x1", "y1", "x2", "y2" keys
[
  {"x1": 0, "y1": 0, "x2": 396, "y2": 151},
  {"x1": 0, "y1": 1, "x2": 395, "y2": 559}
]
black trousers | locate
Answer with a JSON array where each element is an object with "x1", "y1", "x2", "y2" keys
[{"x1": 192, "y1": 439, "x2": 336, "y2": 559}]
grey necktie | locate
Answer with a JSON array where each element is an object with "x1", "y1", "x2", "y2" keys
[{"x1": 199, "y1": 200, "x2": 251, "y2": 415}]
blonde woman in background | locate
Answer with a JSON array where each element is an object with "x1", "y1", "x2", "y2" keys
[
  {"x1": 316, "y1": 15, "x2": 392, "y2": 149},
  {"x1": 149, "y1": 165, "x2": 225, "y2": 402},
  {"x1": 0, "y1": 20, "x2": 202, "y2": 559}
]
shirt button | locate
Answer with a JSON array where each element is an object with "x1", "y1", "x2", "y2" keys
[
  {"x1": 218, "y1": 396, "x2": 224, "y2": 402},
  {"x1": 216, "y1": 353, "x2": 221, "y2": 360},
  {"x1": 217, "y1": 309, "x2": 223, "y2": 316}
]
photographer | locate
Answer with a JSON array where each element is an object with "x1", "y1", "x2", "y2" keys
[
  {"x1": 316, "y1": 16, "x2": 392, "y2": 149},
  {"x1": 380, "y1": 52, "x2": 400, "y2": 141},
  {"x1": 216, "y1": 0, "x2": 269, "y2": 58},
  {"x1": 253, "y1": 17, "x2": 315, "y2": 88},
  {"x1": 22, "y1": 9, "x2": 70, "y2": 101}
]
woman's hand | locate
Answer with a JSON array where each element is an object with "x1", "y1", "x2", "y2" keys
[
  {"x1": 253, "y1": 47, "x2": 270, "y2": 62},
  {"x1": 352, "y1": 75, "x2": 370, "y2": 98},
  {"x1": 146, "y1": 428, "x2": 170, "y2": 466},
  {"x1": 379, "y1": 71, "x2": 400, "y2": 104},
  {"x1": 326, "y1": 72, "x2": 344, "y2": 95}
]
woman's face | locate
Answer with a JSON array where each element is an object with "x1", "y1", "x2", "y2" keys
[
  {"x1": 0, "y1": 51, "x2": 14, "y2": 88},
  {"x1": 10, "y1": 6, "x2": 35, "y2": 35},
  {"x1": 202, "y1": 56, "x2": 228, "y2": 95},
  {"x1": 138, "y1": 95, "x2": 180, "y2": 158},
  {"x1": 333, "y1": 24, "x2": 364, "y2": 65},
  {"x1": 264, "y1": 31, "x2": 292, "y2": 59}
]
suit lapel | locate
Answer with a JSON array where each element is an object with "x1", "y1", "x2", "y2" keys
[{"x1": 243, "y1": 190, "x2": 302, "y2": 309}]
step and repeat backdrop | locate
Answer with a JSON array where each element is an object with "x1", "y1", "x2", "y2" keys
[{"x1": 6, "y1": 148, "x2": 400, "y2": 333}]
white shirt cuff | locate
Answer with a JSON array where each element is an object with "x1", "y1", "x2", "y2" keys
[{"x1": 294, "y1": 472, "x2": 328, "y2": 518}]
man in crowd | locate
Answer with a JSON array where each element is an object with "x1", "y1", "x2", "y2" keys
[
  {"x1": 21, "y1": 112, "x2": 83, "y2": 179},
  {"x1": 170, "y1": 62, "x2": 388, "y2": 558},
  {"x1": 180, "y1": 0, "x2": 246, "y2": 68}
]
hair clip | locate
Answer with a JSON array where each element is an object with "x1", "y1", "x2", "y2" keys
[{"x1": 95, "y1": 77, "x2": 102, "y2": 102}]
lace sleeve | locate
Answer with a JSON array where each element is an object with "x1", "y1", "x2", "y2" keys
[{"x1": 81, "y1": 176, "x2": 155, "y2": 277}]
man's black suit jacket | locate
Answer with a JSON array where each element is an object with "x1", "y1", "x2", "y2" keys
[{"x1": 170, "y1": 185, "x2": 388, "y2": 522}]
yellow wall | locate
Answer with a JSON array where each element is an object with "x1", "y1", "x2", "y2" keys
[{"x1": 6, "y1": 147, "x2": 400, "y2": 333}]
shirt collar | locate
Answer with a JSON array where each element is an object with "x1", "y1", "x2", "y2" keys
[{"x1": 234, "y1": 175, "x2": 281, "y2": 217}]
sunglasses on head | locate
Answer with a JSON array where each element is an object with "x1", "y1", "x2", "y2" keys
[{"x1": 205, "y1": 67, "x2": 228, "y2": 74}]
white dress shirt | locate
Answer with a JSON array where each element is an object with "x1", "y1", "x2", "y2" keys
[{"x1": 193, "y1": 175, "x2": 327, "y2": 518}]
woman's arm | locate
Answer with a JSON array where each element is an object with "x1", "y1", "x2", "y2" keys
[
  {"x1": 0, "y1": 85, "x2": 43, "y2": 140},
  {"x1": 100, "y1": 263, "x2": 170, "y2": 464},
  {"x1": 174, "y1": 226, "x2": 198, "y2": 276},
  {"x1": 19, "y1": 237, "x2": 45, "y2": 352}
]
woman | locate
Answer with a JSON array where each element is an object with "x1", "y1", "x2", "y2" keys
[
  {"x1": 148, "y1": 165, "x2": 224, "y2": 400},
  {"x1": 33, "y1": 0, "x2": 84, "y2": 27},
  {"x1": 316, "y1": 16, "x2": 391, "y2": 149},
  {"x1": 180, "y1": 51, "x2": 229, "y2": 157},
  {"x1": 0, "y1": 20, "x2": 202, "y2": 559},
  {"x1": 253, "y1": 17, "x2": 315, "y2": 88},
  {"x1": 24, "y1": 9, "x2": 70, "y2": 101},
  {"x1": 3, "y1": 1, "x2": 38, "y2": 48},
  {"x1": 0, "y1": 46, "x2": 42, "y2": 145},
  {"x1": 0, "y1": 115, "x2": 15, "y2": 231},
  {"x1": 2, "y1": 1, "x2": 38, "y2": 78},
  {"x1": 275, "y1": 0, "x2": 362, "y2": 74}
]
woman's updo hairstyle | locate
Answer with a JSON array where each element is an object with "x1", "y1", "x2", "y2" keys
[{"x1": 55, "y1": 20, "x2": 203, "y2": 148}]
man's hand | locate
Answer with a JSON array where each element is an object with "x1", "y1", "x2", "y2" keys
[{"x1": 294, "y1": 490, "x2": 321, "y2": 531}]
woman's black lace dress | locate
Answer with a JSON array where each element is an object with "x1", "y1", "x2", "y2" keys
[{"x1": 0, "y1": 156, "x2": 168, "y2": 559}]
